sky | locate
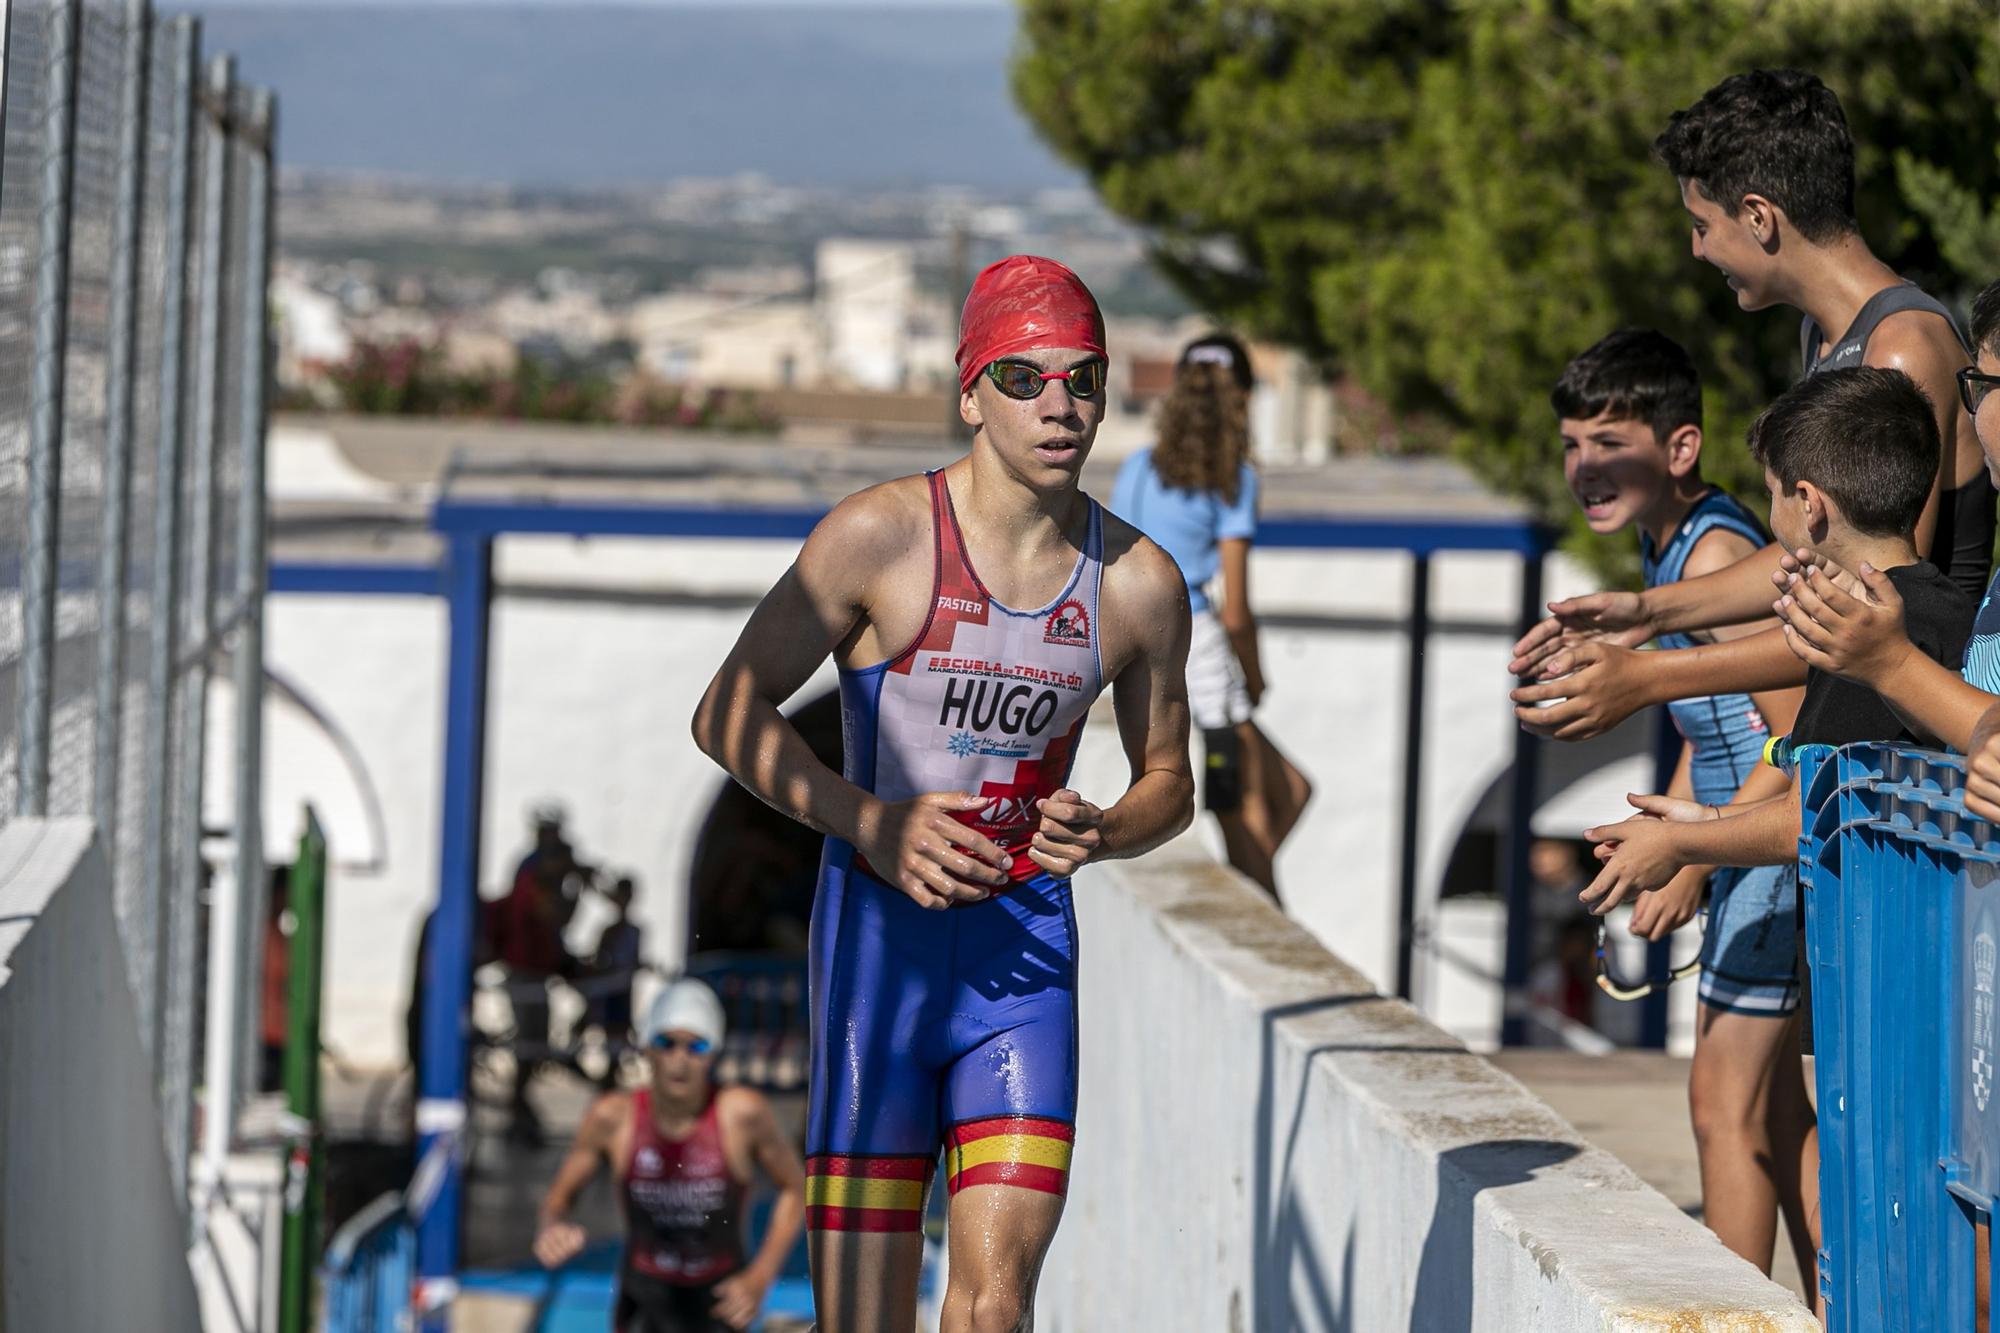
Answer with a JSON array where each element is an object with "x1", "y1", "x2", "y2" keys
[{"x1": 194, "y1": 2, "x2": 1077, "y2": 189}]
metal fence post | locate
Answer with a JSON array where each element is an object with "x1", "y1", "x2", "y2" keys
[
  {"x1": 14, "y1": 0, "x2": 82, "y2": 816},
  {"x1": 179, "y1": 47, "x2": 234, "y2": 1215},
  {"x1": 1500, "y1": 546, "x2": 1548, "y2": 1047},
  {"x1": 142, "y1": 12, "x2": 199, "y2": 1076},
  {"x1": 1394, "y1": 551, "x2": 1429, "y2": 1001},
  {"x1": 416, "y1": 531, "x2": 495, "y2": 1329},
  {"x1": 92, "y1": 0, "x2": 153, "y2": 870},
  {"x1": 231, "y1": 86, "x2": 275, "y2": 1113},
  {"x1": 279, "y1": 810, "x2": 327, "y2": 1333}
]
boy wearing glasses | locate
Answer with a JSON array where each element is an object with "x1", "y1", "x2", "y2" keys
[
  {"x1": 535, "y1": 979, "x2": 807, "y2": 1332},
  {"x1": 692, "y1": 255, "x2": 1194, "y2": 1330},
  {"x1": 1581, "y1": 366, "x2": 1978, "y2": 1315},
  {"x1": 1549, "y1": 329, "x2": 1807, "y2": 1278},
  {"x1": 1512, "y1": 70, "x2": 1984, "y2": 740}
]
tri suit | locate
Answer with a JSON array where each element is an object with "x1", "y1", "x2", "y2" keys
[
  {"x1": 616, "y1": 1088, "x2": 748, "y2": 1333},
  {"x1": 805, "y1": 470, "x2": 1099, "y2": 1233}
]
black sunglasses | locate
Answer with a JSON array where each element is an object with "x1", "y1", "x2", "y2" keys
[
  {"x1": 1959, "y1": 366, "x2": 2000, "y2": 418},
  {"x1": 1594, "y1": 924, "x2": 1701, "y2": 1002},
  {"x1": 985, "y1": 358, "x2": 1107, "y2": 402}
]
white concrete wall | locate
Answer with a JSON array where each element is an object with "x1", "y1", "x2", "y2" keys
[
  {"x1": 1032, "y1": 792, "x2": 1812, "y2": 1330},
  {"x1": 0, "y1": 820, "x2": 202, "y2": 1333}
]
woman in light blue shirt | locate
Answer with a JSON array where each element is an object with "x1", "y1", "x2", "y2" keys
[{"x1": 1111, "y1": 333, "x2": 1310, "y2": 897}]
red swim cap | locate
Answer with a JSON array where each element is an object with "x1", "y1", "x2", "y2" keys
[{"x1": 954, "y1": 255, "x2": 1106, "y2": 394}]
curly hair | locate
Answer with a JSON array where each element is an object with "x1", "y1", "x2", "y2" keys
[
  {"x1": 1653, "y1": 69, "x2": 1857, "y2": 244},
  {"x1": 1153, "y1": 361, "x2": 1251, "y2": 503}
]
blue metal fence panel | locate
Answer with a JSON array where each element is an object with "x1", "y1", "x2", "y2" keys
[
  {"x1": 1800, "y1": 743, "x2": 2000, "y2": 1331},
  {"x1": 324, "y1": 1191, "x2": 415, "y2": 1333}
]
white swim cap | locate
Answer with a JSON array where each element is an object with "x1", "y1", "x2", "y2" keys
[{"x1": 642, "y1": 978, "x2": 726, "y2": 1050}]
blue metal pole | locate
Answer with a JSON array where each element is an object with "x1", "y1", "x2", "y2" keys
[
  {"x1": 415, "y1": 531, "x2": 492, "y2": 1327},
  {"x1": 1500, "y1": 547, "x2": 1548, "y2": 1046}
]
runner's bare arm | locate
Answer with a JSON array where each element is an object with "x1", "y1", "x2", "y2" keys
[
  {"x1": 692, "y1": 488, "x2": 1012, "y2": 908},
  {"x1": 745, "y1": 1095, "x2": 807, "y2": 1283},
  {"x1": 711, "y1": 1091, "x2": 806, "y2": 1327},
  {"x1": 534, "y1": 1092, "x2": 621, "y2": 1267},
  {"x1": 1081, "y1": 532, "x2": 1195, "y2": 865}
]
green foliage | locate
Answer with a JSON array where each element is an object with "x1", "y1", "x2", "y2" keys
[
  {"x1": 323, "y1": 338, "x2": 779, "y2": 432},
  {"x1": 1013, "y1": 0, "x2": 2000, "y2": 577}
]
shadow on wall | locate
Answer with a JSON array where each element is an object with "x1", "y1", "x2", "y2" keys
[
  {"x1": 1408, "y1": 1139, "x2": 1579, "y2": 1331},
  {"x1": 685, "y1": 689, "x2": 843, "y2": 957},
  {"x1": 1248, "y1": 990, "x2": 1578, "y2": 1331}
]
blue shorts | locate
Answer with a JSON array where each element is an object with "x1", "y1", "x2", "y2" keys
[
  {"x1": 1697, "y1": 862, "x2": 1801, "y2": 1017},
  {"x1": 803, "y1": 843, "x2": 1079, "y2": 1232}
]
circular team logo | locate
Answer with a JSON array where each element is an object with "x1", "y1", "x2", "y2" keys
[{"x1": 1044, "y1": 598, "x2": 1090, "y2": 647}]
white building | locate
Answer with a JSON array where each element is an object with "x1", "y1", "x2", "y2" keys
[{"x1": 815, "y1": 238, "x2": 918, "y2": 391}]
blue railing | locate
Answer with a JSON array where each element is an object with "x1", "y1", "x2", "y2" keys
[
  {"x1": 1799, "y1": 742, "x2": 2000, "y2": 1331},
  {"x1": 324, "y1": 1191, "x2": 416, "y2": 1333}
]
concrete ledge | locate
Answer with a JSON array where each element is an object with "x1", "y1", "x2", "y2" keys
[
  {"x1": 0, "y1": 819, "x2": 201, "y2": 1333},
  {"x1": 1035, "y1": 836, "x2": 1813, "y2": 1331}
]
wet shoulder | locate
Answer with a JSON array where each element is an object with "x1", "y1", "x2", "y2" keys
[
  {"x1": 1098, "y1": 508, "x2": 1192, "y2": 628},
  {"x1": 803, "y1": 474, "x2": 934, "y2": 579}
]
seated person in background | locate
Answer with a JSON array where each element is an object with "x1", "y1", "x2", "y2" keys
[
  {"x1": 586, "y1": 875, "x2": 646, "y2": 1073},
  {"x1": 1580, "y1": 366, "x2": 1979, "y2": 1312},
  {"x1": 1524, "y1": 913, "x2": 1600, "y2": 1044},
  {"x1": 494, "y1": 803, "x2": 593, "y2": 1143},
  {"x1": 536, "y1": 979, "x2": 807, "y2": 1333},
  {"x1": 1549, "y1": 329, "x2": 1806, "y2": 1285}
]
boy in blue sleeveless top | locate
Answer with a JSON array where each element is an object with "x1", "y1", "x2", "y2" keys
[{"x1": 1551, "y1": 330, "x2": 1812, "y2": 1287}]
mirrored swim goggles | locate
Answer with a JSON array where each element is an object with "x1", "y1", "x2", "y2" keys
[{"x1": 984, "y1": 357, "x2": 1108, "y2": 401}]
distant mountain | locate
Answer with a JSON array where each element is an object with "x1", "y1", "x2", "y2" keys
[{"x1": 191, "y1": 4, "x2": 1082, "y2": 189}]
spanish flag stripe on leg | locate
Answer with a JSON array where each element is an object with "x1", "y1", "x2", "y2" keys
[
  {"x1": 950, "y1": 1117, "x2": 1074, "y2": 1145},
  {"x1": 948, "y1": 1134, "x2": 1072, "y2": 1173},
  {"x1": 947, "y1": 1160, "x2": 1069, "y2": 1197},
  {"x1": 806, "y1": 1175, "x2": 926, "y2": 1211},
  {"x1": 806, "y1": 1204, "x2": 923, "y2": 1233},
  {"x1": 805, "y1": 1154, "x2": 932, "y2": 1182}
]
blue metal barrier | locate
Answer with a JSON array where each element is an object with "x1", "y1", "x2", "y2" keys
[
  {"x1": 324, "y1": 1191, "x2": 416, "y2": 1333},
  {"x1": 1799, "y1": 742, "x2": 2000, "y2": 1331}
]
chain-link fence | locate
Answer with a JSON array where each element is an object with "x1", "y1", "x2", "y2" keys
[{"x1": 0, "y1": 0, "x2": 274, "y2": 1212}]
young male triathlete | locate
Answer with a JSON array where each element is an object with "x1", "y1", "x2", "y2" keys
[
  {"x1": 692, "y1": 255, "x2": 1194, "y2": 1331},
  {"x1": 535, "y1": 980, "x2": 807, "y2": 1333},
  {"x1": 1511, "y1": 70, "x2": 1982, "y2": 740}
]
